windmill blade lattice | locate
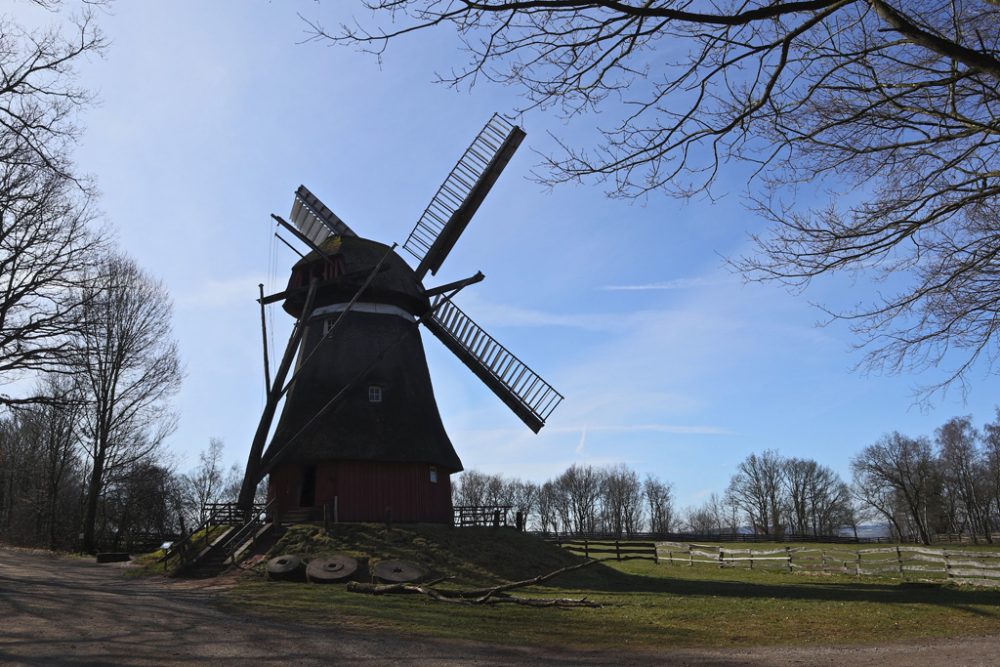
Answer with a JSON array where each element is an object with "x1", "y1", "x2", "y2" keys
[
  {"x1": 424, "y1": 296, "x2": 563, "y2": 433},
  {"x1": 290, "y1": 184, "x2": 357, "y2": 244},
  {"x1": 404, "y1": 114, "x2": 525, "y2": 280}
]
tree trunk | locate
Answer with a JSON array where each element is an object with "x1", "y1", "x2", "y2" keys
[{"x1": 82, "y1": 447, "x2": 106, "y2": 553}]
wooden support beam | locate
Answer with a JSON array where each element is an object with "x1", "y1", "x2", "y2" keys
[
  {"x1": 237, "y1": 278, "x2": 318, "y2": 511},
  {"x1": 258, "y1": 283, "x2": 271, "y2": 394},
  {"x1": 423, "y1": 271, "x2": 485, "y2": 297},
  {"x1": 274, "y1": 233, "x2": 305, "y2": 258},
  {"x1": 271, "y1": 214, "x2": 336, "y2": 267}
]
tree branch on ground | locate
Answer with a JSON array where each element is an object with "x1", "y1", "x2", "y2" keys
[{"x1": 346, "y1": 557, "x2": 602, "y2": 607}]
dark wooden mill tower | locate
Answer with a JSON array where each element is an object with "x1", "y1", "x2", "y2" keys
[{"x1": 239, "y1": 115, "x2": 563, "y2": 523}]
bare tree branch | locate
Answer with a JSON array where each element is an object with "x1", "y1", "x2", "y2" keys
[{"x1": 313, "y1": 1, "x2": 1000, "y2": 397}]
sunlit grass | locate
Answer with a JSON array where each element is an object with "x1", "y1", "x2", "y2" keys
[{"x1": 219, "y1": 527, "x2": 1000, "y2": 650}]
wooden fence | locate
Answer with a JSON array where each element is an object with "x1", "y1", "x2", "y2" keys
[
  {"x1": 548, "y1": 538, "x2": 659, "y2": 562},
  {"x1": 453, "y1": 505, "x2": 513, "y2": 528},
  {"x1": 530, "y1": 531, "x2": 893, "y2": 544},
  {"x1": 656, "y1": 541, "x2": 1000, "y2": 586}
]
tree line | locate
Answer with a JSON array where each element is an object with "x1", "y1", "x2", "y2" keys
[
  {"x1": 0, "y1": 424, "x2": 258, "y2": 551},
  {"x1": 457, "y1": 411, "x2": 1000, "y2": 545},
  {"x1": 0, "y1": 4, "x2": 186, "y2": 553},
  {"x1": 453, "y1": 465, "x2": 675, "y2": 536}
]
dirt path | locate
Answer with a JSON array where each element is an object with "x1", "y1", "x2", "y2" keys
[{"x1": 1, "y1": 548, "x2": 997, "y2": 666}]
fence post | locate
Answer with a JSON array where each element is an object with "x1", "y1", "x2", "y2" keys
[
  {"x1": 785, "y1": 546, "x2": 792, "y2": 573},
  {"x1": 896, "y1": 546, "x2": 904, "y2": 578},
  {"x1": 944, "y1": 550, "x2": 952, "y2": 582},
  {"x1": 585, "y1": 539, "x2": 589, "y2": 560},
  {"x1": 719, "y1": 548, "x2": 725, "y2": 569},
  {"x1": 855, "y1": 551, "x2": 862, "y2": 577},
  {"x1": 749, "y1": 550, "x2": 754, "y2": 570},
  {"x1": 654, "y1": 543, "x2": 660, "y2": 565},
  {"x1": 688, "y1": 544, "x2": 693, "y2": 567},
  {"x1": 616, "y1": 540, "x2": 621, "y2": 561}
]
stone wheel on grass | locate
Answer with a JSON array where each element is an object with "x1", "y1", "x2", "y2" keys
[
  {"x1": 306, "y1": 554, "x2": 358, "y2": 584},
  {"x1": 373, "y1": 559, "x2": 426, "y2": 583},
  {"x1": 267, "y1": 554, "x2": 304, "y2": 581}
]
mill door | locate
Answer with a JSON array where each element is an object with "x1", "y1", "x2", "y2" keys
[{"x1": 299, "y1": 465, "x2": 317, "y2": 507}]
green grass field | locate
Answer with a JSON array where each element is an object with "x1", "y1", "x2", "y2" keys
[{"x1": 218, "y1": 525, "x2": 1000, "y2": 650}]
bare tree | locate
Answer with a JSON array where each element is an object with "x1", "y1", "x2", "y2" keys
[
  {"x1": 452, "y1": 470, "x2": 489, "y2": 507},
  {"x1": 643, "y1": 474, "x2": 674, "y2": 534},
  {"x1": 557, "y1": 464, "x2": 601, "y2": 533},
  {"x1": 74, "y1": 254, "x2": 182, "y2": 553},
  {"x1": 683, "y1": 493, "x2": 725, "y2": 534},
  {"x1": 535, "y1": 480, "x2": 561, "y2": 533},
  {"x1": 0, "y1": 378, "x2": 85, "y2": 549},
  {"x1": 318, "y1": 2, "x2": 1000, "y2": 394},
  {"x1": 851, "y1": 432, "x2": 941, "y2": 544},
  {"x1": 183, "y1": 438, "x2": 226, "y2": 523},
  {"x1": 937, "y1": 416, "x2": 990, "y2": 542},
  {"x1": 27, "y1": 378, "x2": 83, "y2": 548},
  {"x1": 727, "y1": 450, "x2": 785, "y2": 535},
  {"x1": 983, "y1": 410, "x2": 1000, "y2": 534},
  {"x1": 0, "y1": 4, "x2": 106, "y2": 406},
  {"x1": 783, "y1": 457, "x2": 852, "y2": 536},
  {"x1": 599, "y1": 464, "x2": 643, "y2": 535}
]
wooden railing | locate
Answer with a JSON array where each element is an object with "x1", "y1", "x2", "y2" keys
[
  {"x1": 218, "y1": 499, "x2": 275, "y2": 565},
  {"x1": 549, "y1": 538, "x2": 658, "y2": 562},
  {"x1": 453, "y1": 505, "x2": 513, "y2": 528},
  {"x1": 656, "y1": 541, "x2": 1000, "y2": 586},
  {"x1": 161, "y1": 502, "x2": 269, "y2": 572}
]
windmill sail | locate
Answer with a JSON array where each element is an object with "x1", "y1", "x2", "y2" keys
[
  {"x1": 424, "y1": 296, "x2": 562, "y2": 433},
  {"x1": 404, "y1": 114, "x2": 525, "y2": 280},
  {"x1": 290, "y1": 185, "x2": 357, "y2": 245}
]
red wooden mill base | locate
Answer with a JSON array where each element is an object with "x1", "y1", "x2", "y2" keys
[{"x1": 268, "y1": 460, "x2": 455, "y2": 523}]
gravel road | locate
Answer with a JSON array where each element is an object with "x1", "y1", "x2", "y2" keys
[{"x1": 1, "y1": 547, "x2": 997, "y2": 666}]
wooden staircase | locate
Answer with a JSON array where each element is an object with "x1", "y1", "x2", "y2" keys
[{"x1": 163, "y1": 501, "x2": 274, "y2": 578}]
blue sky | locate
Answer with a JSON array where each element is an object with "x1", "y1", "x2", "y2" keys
[{"x1": 13, "y1": 1, "x2": 1000, "y2": 509}]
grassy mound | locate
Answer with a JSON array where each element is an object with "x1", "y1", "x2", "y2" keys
[
  {"x1": 226, "y1": 529, "x2": 1000, "y2": 651},
  {"x1": 265, "y1": 523, "x2": 589, "y2": 586}
]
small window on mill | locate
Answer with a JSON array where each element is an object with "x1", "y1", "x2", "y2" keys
[
  {"x1": 429, "y1": 466, "x2": 438, "y2": 483},
  {"x1": 368, "y1": 385, "x2": 382, "y2": 403}
]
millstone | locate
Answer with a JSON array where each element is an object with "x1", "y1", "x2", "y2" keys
[
  {"x1": 266, "y1": 554, "x2": 304, "y2": 581},
  {"x1": 306, "y1": 554, "x2": 358, "y2": 584},
  {"x1": 373, "y1": 559, "x2": 426, "y2": 583}
]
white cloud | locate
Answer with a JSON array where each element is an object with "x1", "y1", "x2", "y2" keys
[{"x1": 575, "y1": 424, "x2": 588, "y2": 455}]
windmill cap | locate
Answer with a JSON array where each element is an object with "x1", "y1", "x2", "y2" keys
[{"x1": 284, "y1": 236, "x2": 429, "y2": 318}]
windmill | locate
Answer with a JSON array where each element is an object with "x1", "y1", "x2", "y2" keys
[{"x1": 238, "y1": 114, "x2": 563, "y2": 523}]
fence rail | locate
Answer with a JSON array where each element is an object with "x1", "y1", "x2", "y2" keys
[
  {"x1": 529, "y1": 531, "x2": 894, "y2": 544},
  {"x1": 453, "y1": 505, "x2": 513, "y2": 528},
  {"x1": 655, "y1": 541, "x2": 1000, "y2": 586},
  {"x1": 548, "y1": 538, "x2": 658, "y2": 562}
]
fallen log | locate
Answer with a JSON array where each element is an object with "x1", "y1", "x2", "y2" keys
[{"x1": 345, "y1": 558, "x2": 602, "y2": 608}]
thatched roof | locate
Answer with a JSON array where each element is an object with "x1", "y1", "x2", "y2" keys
[
  {"x1": 282, "y1": 236, "x2": 428, "y2": 318},
  {"x1": 262, "y1": 238, "x2": 462, "y2": 472}
]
